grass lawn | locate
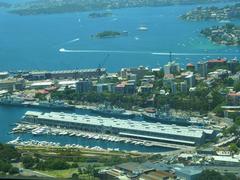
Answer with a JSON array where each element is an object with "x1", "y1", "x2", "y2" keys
[
  {"x1": 38, "y1": 168, "x2": 78, "y2": 178},
  {"x1": 77, "y1": 162, "x2": 105, "y2": 167}
]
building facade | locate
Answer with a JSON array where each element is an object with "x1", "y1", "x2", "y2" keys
[
  {"x1": 197, "y1": 62, "x2": 208, "y2": 78},
  {"x1": 76, "y1": 80, "x2": 93, "y2": 93}
]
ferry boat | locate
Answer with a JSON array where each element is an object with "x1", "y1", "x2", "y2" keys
[
  {"x1": 90, "y1": 104, "x2": 135, "y2": 119},
  {"x1": 0, "y1": 96, "x2": 74, "y2": 110},
  {"x1": 32, "y1": 100, "x2": 75, "y2": 110}
]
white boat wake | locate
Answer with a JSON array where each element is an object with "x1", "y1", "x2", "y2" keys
[
  {"x1": 59, "y1": 48, "x2": 150, "y2": 54},
  {"x1": 66, "y1": 38, "x2": 80, "y2": 44},
  {"x1": 59, "y1": 48, "x2": 240, "y2": 56}
]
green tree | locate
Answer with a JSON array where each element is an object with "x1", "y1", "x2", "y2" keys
[
  {"x1": 35, "y1": 93, "x2": 47, "y2": 101},
  {"x1": 223, "y1": 173, "x2": 238, "y2": 180},
  {"x1": 234, "y1": 82, "x2": 240, "y2": 91},
  {"x1": 213, "y1": 104, "x2": 224, "y2": 117},
  {"x1": 0, "y1": 160, "x2": 12, "y2": 173},
  {"x1": 9, "y1": 167, "x2": 19, "y2": 175},
  {"x1": 22, "y1": 156, "x2": 35, "y2": 169},
  {"x1": 235, "y1": 117, "x2": 240, "y2": 126},
  {"x1": 0, "y1": 144, "x2": 20, "y2": 161},
  {"x1": 71, "y1": 173, "x2": 79, "y2": 180},
  {"x1": 78, "y1": 168, "x2": 83, "y2": 174},
  {"x1": 71, "y1": 162, "x2": 79, "y2": 168},
  {"x1": 225, "y1": 124, "x2": 238, "y2": 135},
  {"x1": 42, "y1": 159, "x2": 70, "y2": 170},
  {"x1": 224, "y1": 78, "x2": 234, "y2": 86},
  {"x1": 229, "y1": 143, "x2": 239, "y2": 153}
]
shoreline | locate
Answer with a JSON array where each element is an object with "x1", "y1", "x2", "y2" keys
[{"x1": 8, "y1": 0, "x2": 237, "y2": 16}]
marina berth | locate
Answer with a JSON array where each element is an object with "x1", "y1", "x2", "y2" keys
[{"x1": 23, "y1": 111, "x2": 216, "y2": 146}]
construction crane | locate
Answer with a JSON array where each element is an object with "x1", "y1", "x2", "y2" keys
[
  {"x1": 169, "y1": 51, "x2": 173, "y2": 62},
  {"x1": 97, "y1": 54, "x2": 110, "y2": 77},
  {"x1": 98, "y1": 54, "x2": 109, "y2": 69}
]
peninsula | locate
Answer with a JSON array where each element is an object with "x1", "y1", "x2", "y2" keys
[
  {"x1": 9, "y1": 0, "x2": 237, "y2": 16},
  {"x1": 181, "y1": 3, "x2": 240, "y2": 21},
  {"x1": 201, "y1": 23, "x2": 240, "y2": 46}
]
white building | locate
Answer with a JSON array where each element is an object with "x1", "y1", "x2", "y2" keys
[{"x1": 164, "y1": 61, "x2": 180, "y2": 75}]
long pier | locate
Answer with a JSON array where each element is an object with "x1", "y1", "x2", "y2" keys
[{"x1": 11, "y1": 122, "x2": 193, "y2": 151}]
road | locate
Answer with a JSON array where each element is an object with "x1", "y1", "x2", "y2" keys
[{"x1": 19, "y1": 168, "x2": 55, "y2": 178}]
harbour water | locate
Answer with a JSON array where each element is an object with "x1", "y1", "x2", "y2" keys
[{"x1": 0, "y1": 2, "x2": 239, "y2": 72}]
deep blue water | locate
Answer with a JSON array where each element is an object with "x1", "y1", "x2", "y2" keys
[
  {"x1": 0, "y1": 2, "x2": 239, "y2": 72},
  {"x1": 0, "y1": 2, "x2": 240, "y2": 152}
]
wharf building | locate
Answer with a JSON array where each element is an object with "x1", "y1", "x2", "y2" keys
[
  {"x1": 23, "y1": 68, "x2": 106, "y2": 81},
  {"x1": 0, "y1": 78, "x2": 25, "y2": 91},
  {"x1": 23, "y1": 111, "x2": 216, "y2": 146}
]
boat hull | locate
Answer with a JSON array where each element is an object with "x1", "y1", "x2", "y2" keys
[
  {"x1": 142, "y1": 113, "x2": 194, "y2": 126},
  {"x1": 90, "y1": 109, "x2": 135, "y2": 119}
]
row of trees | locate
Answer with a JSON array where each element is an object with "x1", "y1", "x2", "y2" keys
[
  {"x1": 0, "y1": 160, "x2": 19, "y2": 175},
  {"x1": 71, "y1": 165, "x2": 99, "y2": 180},
  {"x1": 0, "y1": 144, "x2": 21, "y2": 175},
  {"x1": 51, "y1": 88, "x2": 151, "y2": 109},
  {"x1": 36, "y1": 159, "x2": 70, "y2": 170},
  {"x1": 22, "y1": 156, "x2": 71, "y2": 170}
]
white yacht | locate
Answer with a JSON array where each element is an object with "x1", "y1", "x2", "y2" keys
[{"x1": 138, "y1": 26, "x2": 148, "y2": 31}]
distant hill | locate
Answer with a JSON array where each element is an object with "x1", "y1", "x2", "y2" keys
[{"x1": 9, "y1": 0, "x2": 238, "y2": 16}]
